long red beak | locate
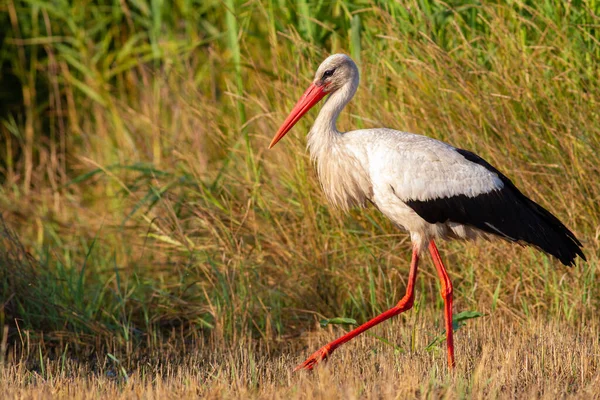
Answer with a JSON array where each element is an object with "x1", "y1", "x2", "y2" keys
[{"x1": 269, "y1": 83, "x2": 328, "y2": 149}]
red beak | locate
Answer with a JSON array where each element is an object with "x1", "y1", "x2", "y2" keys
[{"x1": 269, "y1": 83, "x2": 328, "y2": 149}]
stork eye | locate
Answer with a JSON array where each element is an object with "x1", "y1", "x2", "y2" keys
[{"x1": 322, "y1": 69, "x2": 336, "y2": 79}]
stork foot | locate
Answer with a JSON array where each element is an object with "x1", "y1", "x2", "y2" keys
[{"x1": 294, "y1": 345, "x2": 333, "y2": 371}]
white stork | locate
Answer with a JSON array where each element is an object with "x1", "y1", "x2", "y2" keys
[{"x1": 268, "y1": 54, "x2": 585, "y2": 371}]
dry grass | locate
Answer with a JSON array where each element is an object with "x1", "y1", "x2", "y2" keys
[{"x1": 2, "y1": 316, "x2": 600, "y2": 399}]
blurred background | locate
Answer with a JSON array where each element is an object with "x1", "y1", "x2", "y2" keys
[{"x1": 0, "y1": 0, "x2": 599, "y2": 371}]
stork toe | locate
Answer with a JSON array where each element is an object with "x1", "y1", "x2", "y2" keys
[{"x1": 294, "y1": 345, "x2": 332, "y2": 371}]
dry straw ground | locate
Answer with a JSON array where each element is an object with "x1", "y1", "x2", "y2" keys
[
  {"x1": 1, "y1": 0, "x2": 599, "y2": 398},
  {"x1": 2, "y1": 317, "x2": 600, "y2": 398}
]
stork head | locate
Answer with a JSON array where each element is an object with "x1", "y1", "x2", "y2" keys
[
  {"x1": 269, "y1": 54, "x2": 359, "y2": 148},
  {"x1": 313, "y1": 53, "x2": 358, "y2": 93}
]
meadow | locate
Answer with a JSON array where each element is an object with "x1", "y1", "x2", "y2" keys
[{"x1": 1, "y1": 0, "x2": 600, "y2": 398}]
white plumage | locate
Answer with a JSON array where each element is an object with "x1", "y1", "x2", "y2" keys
[{"x1": 303, "y1": 54, "x2": 503, "y2": 251}]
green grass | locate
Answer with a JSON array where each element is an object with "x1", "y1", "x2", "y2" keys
[{"x1": 0, "y1": 0, "x2": 599, "y2": 396}]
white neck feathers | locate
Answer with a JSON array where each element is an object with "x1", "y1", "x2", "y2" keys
[
  {"x1": 307, "y1": 76, "x2": 359, "y2": 160},
  {"x1": 306, "y1": 74, "x2": 370, "y2": 210}
]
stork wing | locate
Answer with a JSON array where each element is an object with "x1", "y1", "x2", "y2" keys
[
  {"x1": 361, "y1": 131, "x2": 584, "y2": 266},
  {"x1": 392, "y1": 146, "x2": 500, "y2": 201}
]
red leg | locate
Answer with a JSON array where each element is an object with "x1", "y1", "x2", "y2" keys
[
  {"x1": 428, "y1": 240, "x2": 455, "y2": 369},
  {"x1": 294, "y1": 247, "x2": 420, "y2": 371}
]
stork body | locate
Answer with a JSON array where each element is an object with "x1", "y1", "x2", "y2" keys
[{"x1": 269, "y1": 54, "x2": 585, "y2": 371}]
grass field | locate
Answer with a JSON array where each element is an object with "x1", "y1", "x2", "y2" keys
[{"x1": 1, "y1": 0, "x2": 600, "y2": 398}]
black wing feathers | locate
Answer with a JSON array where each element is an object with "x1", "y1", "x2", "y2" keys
[{"x1": 405, "y1": 149, "x2": 585, "y2": 266}]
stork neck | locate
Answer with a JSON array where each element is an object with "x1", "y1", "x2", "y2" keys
[{"x1": 311, "y1": 79, "x2": 358, "y2": 137}]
